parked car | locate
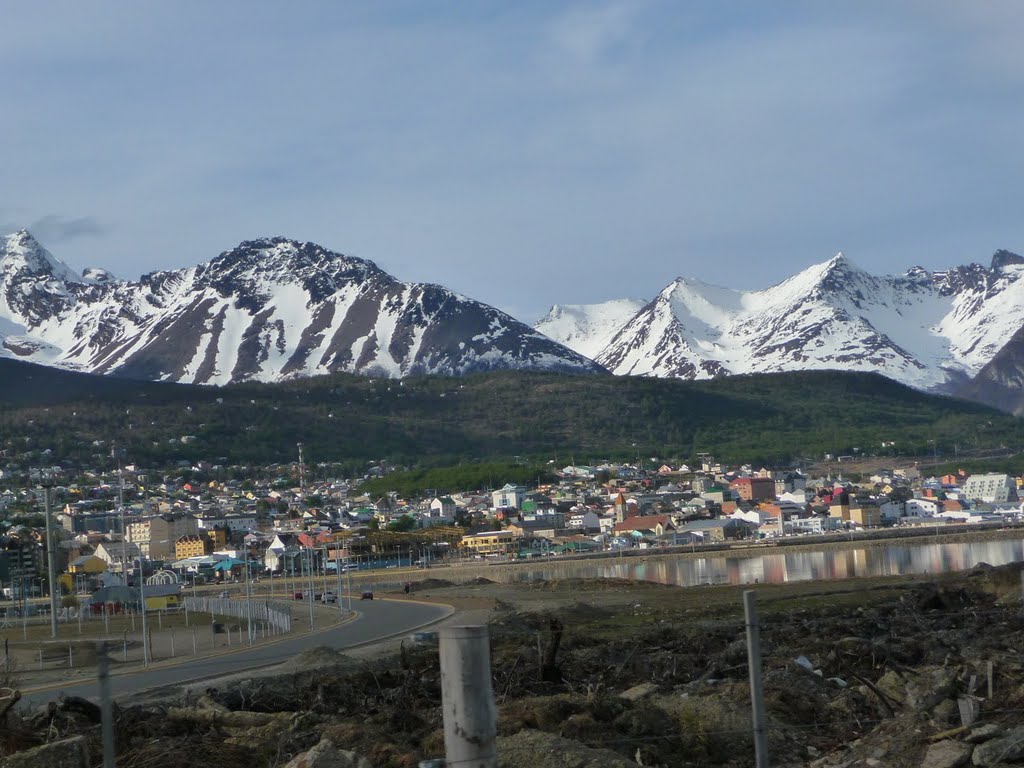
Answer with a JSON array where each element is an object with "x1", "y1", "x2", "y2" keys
[
  {"x1": 360, "y1": 591, "x2": 374, "y2": 601},
  {"x1": 320, "y1": 592, "x2": 337, "y2": 603},
  {"x1": 293, "y1": 591, "x2": 305, "y2": 600}
]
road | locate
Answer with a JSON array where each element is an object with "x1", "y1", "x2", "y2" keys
[{"x1": 20, "y1": 598, "x2": 452, "y2": 707}]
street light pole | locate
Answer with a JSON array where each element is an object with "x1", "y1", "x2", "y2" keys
[
  {"x1": 41, "y1": 479, "x2": 59, "y2": 638},
  {"x1": 138, "y1": 556, "x2": 149, "y2": 665}
]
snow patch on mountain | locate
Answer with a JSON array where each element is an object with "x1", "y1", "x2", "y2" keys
[
  {"x1": 537, "y1": 250, "x2": 1024, "y2": 393},
  {"x1": 0, "y1": 232, "x2": 603, "y2": 384},
  {"x1": 536, "y1": 298, "x2": 647, "y2": 360}
]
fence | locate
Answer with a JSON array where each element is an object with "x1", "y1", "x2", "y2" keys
[{"x1": 183, "y1": 596, "x2": 292, "y2": 634}]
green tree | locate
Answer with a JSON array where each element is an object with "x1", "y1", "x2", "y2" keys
[{"x1": 387, "y1": 515, "x2": 417, "y2": 533}]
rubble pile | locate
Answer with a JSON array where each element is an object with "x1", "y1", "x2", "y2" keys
[{"x1": 3, "y1": 565, "x2": 1024, "y2": 766}]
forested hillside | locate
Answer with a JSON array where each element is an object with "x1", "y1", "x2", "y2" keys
[{"x1": 0, "y1": 359, "x2": 1019, "y2": 469}]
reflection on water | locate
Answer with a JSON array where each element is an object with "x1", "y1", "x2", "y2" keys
[{"x1": 501, "y1": 538, "x2": 1024, "y2": 588}]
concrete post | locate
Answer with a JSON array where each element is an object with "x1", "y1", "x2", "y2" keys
[
  {"x1": 744, "y1": 590, "x2": 770, "y2": 768},
  {"x1": 97, "y1": 642, "x2": 116, "y2": 768},
  {"x1": 439, "y1": 626, "x2": 497, "y2": 767}
]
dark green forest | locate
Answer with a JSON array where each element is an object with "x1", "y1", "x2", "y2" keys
[{"x1": 0, "y1": 359, "x2": 1020, "y2": 471}]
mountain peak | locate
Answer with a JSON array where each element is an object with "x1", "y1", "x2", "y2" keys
[
  {"x1": 991, "y1": 249, "x2": 1024, "y2": 271},
  {"x1": 1, "y1": 229, "x2": 81, "y2": 283},
  {"x1": 207, "y1": 237, "x2": 380, "y2": 280}
]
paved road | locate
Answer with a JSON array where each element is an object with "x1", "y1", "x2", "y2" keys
[{"x1": 20, "y1": 599, "x2": 452, "y2": 707}]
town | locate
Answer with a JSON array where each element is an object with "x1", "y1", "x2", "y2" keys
[{"x1": 1, "y1": 446, "x2": 1021, "y2": 612}]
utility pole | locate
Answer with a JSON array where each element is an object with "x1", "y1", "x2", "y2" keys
[
  {"x1": 334, "y1": 547, "x2": 343, "y2": 616},
  {"x1": 245, "y1": 553, "x2": 252, "y2": 644},
  {"x1": 139, "y1": 555, "x2": 149, "y2": 666},
  {"x1": 307, "y1": 547, "x2": 315, "y2": 629},
  {"x1": 40, "y1": 473, "x2": 58, "y2": 639}
]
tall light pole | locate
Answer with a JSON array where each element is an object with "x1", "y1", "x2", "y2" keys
[
  {"x1": 307, "y1": 547, "x2": 315, "y2": 629},
  {"x1": 39, "y1": 471, "x2": 59, "y2": 639},
  {"x1": 137, "y1": 555, "x2": 149, "y2": 666}
]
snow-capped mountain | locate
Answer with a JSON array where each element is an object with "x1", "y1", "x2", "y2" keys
[
  {"x1": 535, "y1": 298, "x2": 647, "y2": 361},
  {"x1": 537, "y1": 251, "x2": 1024, "y2": 395},
  {"x1": 0, "y1": 230, "x2": 603, "y2": 384}
]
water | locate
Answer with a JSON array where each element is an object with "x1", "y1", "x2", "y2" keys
[{"x1": 492, "y1": 537, "x2": 1024, "y2": 588}]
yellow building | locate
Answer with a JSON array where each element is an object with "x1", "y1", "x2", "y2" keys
[
  {"x1": 68, "y1": 555, "x2": 107, "y2": 574},
  {"x1": 205, "y1": 527, "x2": 228, "y2": 549},
  {"x1": 143, "y1": 584, "x2": 182, "y2": 610},
  {"x1": 829, "y1": 501, "x2": 881, "y2": 527},
  {"x1": 175, "y1": 535, "x2": 209, "y2": 559},
  {"x1": 460, "y1": 530, "x2": 519, "y2": 555}
]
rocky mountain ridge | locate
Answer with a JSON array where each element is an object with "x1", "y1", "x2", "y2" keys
[
  {"x1": 537, "y1": 250, "x2": 1024, "y2": 403},
  {"x1": 0, "y1": 230, "x2": 602, "y2": 385}
]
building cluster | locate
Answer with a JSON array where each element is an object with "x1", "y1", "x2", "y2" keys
[{"x1": 0, "y1": 457, "x2": 1022, "y2": 605}]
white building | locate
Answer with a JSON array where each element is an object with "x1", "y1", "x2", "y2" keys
[
  {"x1": 962, "y1": 474, "x2": 1018, "y2": 504},
  {"x1": 492, "y1": 483, "x2": 527, "y2": 510},
  {"x1": 196, "y1": 514, "x2": 259, "y2": 534}
]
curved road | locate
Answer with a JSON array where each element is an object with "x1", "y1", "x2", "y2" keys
[{"x1": 21, "y1": 598, "x2": 452, "y2": 707}]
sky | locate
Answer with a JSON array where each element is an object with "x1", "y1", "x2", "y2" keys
[{"x1": 3, "y1": 1, "x2": 1024, "y2": 322}]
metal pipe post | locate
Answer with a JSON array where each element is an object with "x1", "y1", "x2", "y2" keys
[{"x1": 439, "y1": 626, "x2": 498, "y2": 767}]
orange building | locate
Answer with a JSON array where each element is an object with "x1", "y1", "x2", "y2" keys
[{"x1": 730, "y1": 477, "x2": 776, "y2": 502}]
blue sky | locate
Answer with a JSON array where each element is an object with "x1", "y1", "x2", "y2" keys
[{"x1": 3, "y1": 1, "x2": 1024, "y2": 321}]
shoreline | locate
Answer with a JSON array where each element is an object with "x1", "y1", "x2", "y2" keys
[{"x1": 343, "y1": 523, "x2": 1024, "y2": 587}]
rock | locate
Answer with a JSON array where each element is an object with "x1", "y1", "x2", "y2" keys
[
  {"x1": 931, "y1": 698, "x2": 960, "y2": 727},
  {"x1": 497, "y1": 730, "x2": 641, "y2": 768},
  {"x1": 619, "y1": 682, "x2": 660, "y2": 702},
  {"x1": 966, "y1": 724, "x2": 1002, "y2": 743},
  {"x1": 921, "y1": 740, "x2": 972, "y2": 768},
  {"x1": 971, "y1": 725, "x2": 1024, "y2": 766},
  {"x1": 283, "y1": 739, "x2": 372, "y2": 768},
  {"x1": 874, "y1": 670, "x2": 906, "y2": 705},
  {"x1": 0, "y1": 735, "x2": 89, "y2": 768},
  {"x1": 907, "y1": 668, "x2": 959, "y2": 712}
]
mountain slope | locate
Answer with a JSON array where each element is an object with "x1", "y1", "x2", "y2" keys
[
  {"x1": 1, "y1": 359, "x2": 1019, "y2": 467},
  {"x1": 0, "y1": 231, "x2": 603, "y2": 384},
  {"x1": 535, "y1": 298, "x2": 646, "y2": 360},
  {"x1": 538, "y1": 251, "x2": 1024, "y2": 395},
  {"x1": 957, "y1": 326, "x2": 1024, "y2": 416}
]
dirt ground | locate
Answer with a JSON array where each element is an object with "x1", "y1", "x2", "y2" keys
[{"x1": 6, "y1": 566, "x2": 1024, "y2": 767}]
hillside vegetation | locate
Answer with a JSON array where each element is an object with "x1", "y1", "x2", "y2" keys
[{"x1": 0, "y1": 359, "x2": 1020, "y2": 469}]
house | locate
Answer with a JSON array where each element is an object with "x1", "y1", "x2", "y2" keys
[
  {"x1": 95, "y1": 541, "x2": 143, "y2": 572},
  {"x1": 421, "y1": 497, "x2": 456, "y2": 527},
  {"x1": 671, "y1": 518, "x2": 757, "y2": 543},
  {"x1": 905, "y1": 498, "x2": 942, "y2": 518},
  {"x1": 429, "y1": 496, "x2": 456, "y2": 518},
  {"x1": 566, "y1": 510, "x2": 601, "y2": 533},
  {"x1": 492, "y1": 484, "x2": 527, "y2": 510},
  {"x1": 613, "y1": 515, "x2": 675, "y2": 537}
]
